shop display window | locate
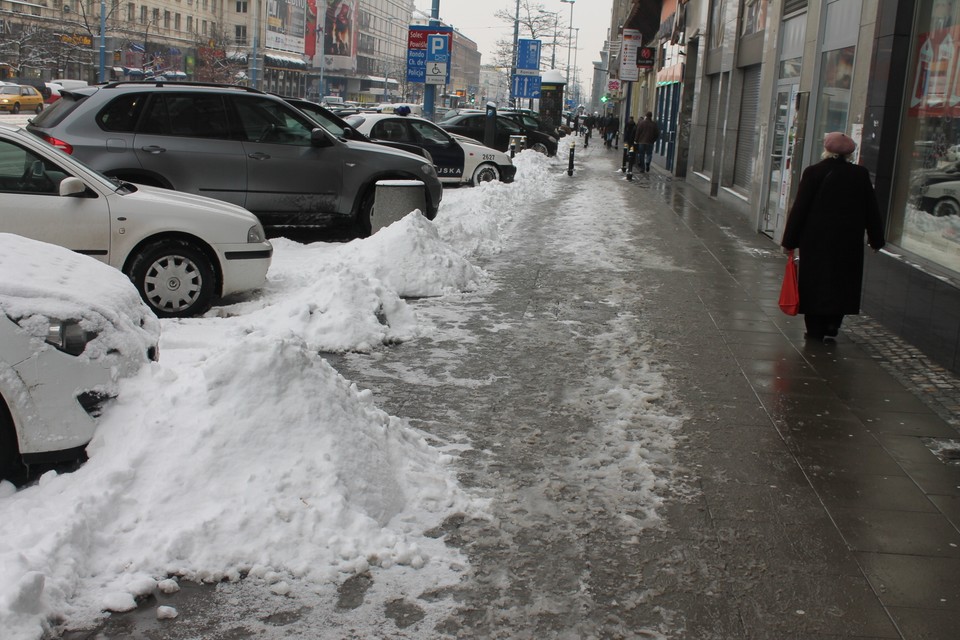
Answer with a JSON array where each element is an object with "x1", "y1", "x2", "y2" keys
[{"x1": 891, "y1": 0, "x2": 960, "y2": 275}]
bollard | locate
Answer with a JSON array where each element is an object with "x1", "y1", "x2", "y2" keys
[
  {"x1": 626, "y1": 145, "x2": 635, "y2": 181},
  {"x1": 621, "y1": 144, "x2": 629, "y2": 172},
  {"x1": 567, "y1": 139, "x2": 575, "y2": 176}
]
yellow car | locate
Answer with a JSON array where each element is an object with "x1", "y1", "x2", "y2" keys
[{"x1": 0, "y1": 84, "x2": 44, "y2": 114}]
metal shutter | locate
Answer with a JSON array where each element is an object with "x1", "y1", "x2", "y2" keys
[{"x1": 733, "y1": 66, "x2": 761, "y2": 189}]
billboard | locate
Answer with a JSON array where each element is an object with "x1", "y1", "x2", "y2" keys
[
  {"x1": 323, "y1": 0, "x2": 357, "y2": 72},
  {"x1": 266, "y1": 0, "x2": 308, "y2": 54}
]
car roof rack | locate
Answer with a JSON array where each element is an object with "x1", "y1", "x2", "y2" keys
[{"x1": 99, "y1": 80, "x2": 267, "y2": 94}]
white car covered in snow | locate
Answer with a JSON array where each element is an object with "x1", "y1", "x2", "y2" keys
[
  {"x1": 346, "y1": 113, "x2": 516, "y2": 186},
  {"x1": 0, "y1": 122, "x2": 273, "y2": 318},
  {"x1": 0, "y1": 233, "x2": 160, "y2": 483}
]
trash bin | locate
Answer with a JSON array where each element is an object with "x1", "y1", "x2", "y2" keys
[{"x1": 372, "y1": 180, "x2": 426, "y2": 234}]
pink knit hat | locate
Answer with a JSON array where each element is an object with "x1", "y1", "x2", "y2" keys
[{"x1": 824, "y1": 132, "x2": 856, "y2": 155}]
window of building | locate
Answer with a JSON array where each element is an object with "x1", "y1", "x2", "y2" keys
[
  {"x1": 236, "y1": 0, "x2": 246, "y2": 11},
  {"x1": 888, "y1": 0, "x2": 960, "y2": 275},
  {"x1": 140, "y1": 5, "x2": 147, "y2": 23},
  {"x1": 127, "y1": 2, "x2": 134, "y2": 21},
  {"x1": 152, "y1": 7, "x2": 160, "y2": 22},
  {"x1": 235, "y1": 24, "x2": 246, "y2": 44},
  {"x1": 710, "y1": 0, "x2": 725, "y2": 50},
  {"x1": 174, "y1": 13, "x2": 180, "y2": 30},
  {"x1": 202, "y1": 19, "x2": 207, "y2": 35},
  {"x1": 741, "y1": 0, "x2": 767, "y2": 37},
  {"x1": 164, "y1": 10, "x2": 170, "y2": 28},
  {"x1": 187, "y1": 15, "x2": 192, "y2": 31}
]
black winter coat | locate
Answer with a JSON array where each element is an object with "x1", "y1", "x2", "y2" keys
[{"x1": 781, "y1": 157, "x2": 885, "y2": 315}]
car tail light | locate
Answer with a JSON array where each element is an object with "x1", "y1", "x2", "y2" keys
[{"x1": 37, "y1": 133, "x2": 73, "y2": 155}]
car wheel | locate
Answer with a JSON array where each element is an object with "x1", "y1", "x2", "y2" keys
[
  {"x1": 471, "y1": 162, "x2": 501, "y2": 185},
  {"x1": 11, "y1": 103, "x2": 20, "y2": 114},
  {"x1": 128, "y1": 240, "x2": 216, "y2": 318},
  {"x1": 932, "y1": 197, "x2": 960, "y2": 217},
  {"x1": 354, "y1": 189, "x2": 375, "y2": 238},
  {"x1": 34, "y1": 104, "x2": 43, "y2": 114},
  {"x1": 530, "y1": 142, "x2": 549, "y2": 154},
  {"x1": 0, "y1": 399, "x2": 27, "y2": 485}
]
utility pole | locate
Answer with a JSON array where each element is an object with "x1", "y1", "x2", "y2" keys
[{"x1": 510, "y1": 0, "x2": 519, "y2": 106}]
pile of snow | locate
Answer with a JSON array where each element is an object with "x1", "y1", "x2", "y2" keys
[{"x1": 0, "y1": 151, "x2": 564, "y2": 639}]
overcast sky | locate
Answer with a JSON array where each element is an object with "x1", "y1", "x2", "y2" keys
[{"x1": 414, "y1": 0, "x2": 614, "y2": 97}]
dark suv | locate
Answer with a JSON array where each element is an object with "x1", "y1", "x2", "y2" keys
[{"x1": 27, "y1": 82, "x2": 442, "y2": 235}]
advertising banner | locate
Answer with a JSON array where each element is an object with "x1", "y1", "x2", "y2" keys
[
  {"x1": 266, "y1": 0, "x2": 308, "y2": 54},
  {"x1": 324, "y1": 0, "x2": 358, "y2": 72}
]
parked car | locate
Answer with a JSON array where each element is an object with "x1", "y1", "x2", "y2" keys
[
  {"x1": 281, "y1": 96, "x2": 433, "y2": 162},
  {"x1": 44, "y1": 82, "x2": 62, "y2": 104},
  {"x1": 0, "y1": 233, "x2": 160, "y2": 483},
  {"x1": 0, "y1": 122, "x2": 273, "y2": 317},
  {"x1": 439, "y1": 112, "x2": 558, "y2": 156},
  {"x1": 26, "y1": 81, "x2": 442, "y2": 236},
  {"x1": 346, "y1": 112, "x2": 516, "y2": 186},
  {"x1": 500, "y1": 109, "x2": 562, "y2": 139},
  {"x1": 918, "y1": 179, "x2": 960, "y2": 217},
  {"x1": 0, "y1": 84, "x2": 44, "y2": 114}
]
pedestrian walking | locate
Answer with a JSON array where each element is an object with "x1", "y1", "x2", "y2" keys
[
  {"x1": 634, "y1": 112, "x2": 659, "y2": 172},
  {"x1": 623, "y1": 116, "x2": 637, "y2": 150},
  {"x1": 780, "y1": 132, "x2": 886, "y2": 342},
  {"x1": 603, "y1": 113, "x2": 619, "y2": 149},
  {"x1": 582, "y1": 112, "x2": 596, "y2": 147}
]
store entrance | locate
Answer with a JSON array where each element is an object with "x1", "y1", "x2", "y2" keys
[{"x1": 763, "y1": 84, "x2": 799, "y2": 239}]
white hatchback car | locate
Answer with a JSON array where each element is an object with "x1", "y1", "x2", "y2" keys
[
  {"x1": 0, "y1": 123, "x2": 272, "y2": 318},
  {"x1": 346, "y1": 113, "x2": 516, "y2": 186},
  {"x1": 0, "y1": 233, "x2": 160, "y2": 483}
]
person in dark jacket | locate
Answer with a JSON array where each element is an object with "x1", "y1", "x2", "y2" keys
[
  {"x1": 603, "y1": 113, "x2": 619, "y2": 149},
  {"x1": 781, "y1": 132, "x2": 886, "y2": 341},
  {"x1": 634, "y1": 112, "x2": 659, "y2": 172},
  {"x1": 622, "y1": 116, "x2": 637, "y2": 159}
]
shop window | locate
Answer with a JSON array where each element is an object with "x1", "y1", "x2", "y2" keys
[
  {"x1": 811, "y1": 46, "x2": 854, "y2": 160},
  {"x1": 888, "y1": 0, "x2": 960, "y2": 275}
]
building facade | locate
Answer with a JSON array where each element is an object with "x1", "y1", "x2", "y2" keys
[{"x1": 606, "y1": 0, "x2": 960, "y2": 374}]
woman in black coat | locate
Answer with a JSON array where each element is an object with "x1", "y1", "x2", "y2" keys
[{"x1": 781, "y1": 132, "x2": 886, "y2": 341}]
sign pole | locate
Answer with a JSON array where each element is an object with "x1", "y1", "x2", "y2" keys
[{"x1": 424, "y1": 0, "x2": 440, "y2": 121}]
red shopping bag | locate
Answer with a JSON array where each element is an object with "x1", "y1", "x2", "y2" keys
[{"x1": 779, "y1": 250, "x2": 799, "y2": 316}]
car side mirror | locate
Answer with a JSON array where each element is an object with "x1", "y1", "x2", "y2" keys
[
  {"x1": 342, "y1": 126, "x2": 356, "y2": 140},
  {"x1": 59, "y1": 176, "x2": 87, "y2": 197},
  {"x1": 310, "y1": 128, "x2": 333, "y2": 147}
]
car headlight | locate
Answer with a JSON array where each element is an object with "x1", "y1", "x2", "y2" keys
[
  {"x1": 420, "y1": 163, "x2": 436, "y2": 177},
  {"x1": 247, "y1": 224, "x2": 266, "y2": 243},
  {"x1": 46, "y1": 320, "x2": 97, "y2": 356}
]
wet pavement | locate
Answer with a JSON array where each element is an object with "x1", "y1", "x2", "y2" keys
[{"x1": 60, "y1": 143, "x2": 960, "y2": 639}]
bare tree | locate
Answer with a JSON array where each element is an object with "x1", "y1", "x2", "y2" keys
[
  {"x1": 0, "y1": 23, "x2": 60, "y2": 77},
  {"x1": 491, "y1": 0, "x2": 571, "y2": 72}
]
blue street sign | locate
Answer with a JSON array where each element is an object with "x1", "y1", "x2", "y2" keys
[
  {"x1": 407, "y1": 25, "x2": 453, "y2": 84},
  {"x1": 516, "y1": 39, "x2": 541, "y2": 76},
  {"x1": 512, "y1": 75, "x2": 542, "y2": 99}
]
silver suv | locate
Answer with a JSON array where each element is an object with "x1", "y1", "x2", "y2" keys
[{"x1": 27, "y1": 82, "x2": 442, "y2": 235}]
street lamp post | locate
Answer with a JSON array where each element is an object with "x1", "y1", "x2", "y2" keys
[
  {"x1": 538, "y1": 9, "x2": 560, "y2": 69},
  {"x1": 560, "y1": 0, "x2": 575, "y2": 86}
]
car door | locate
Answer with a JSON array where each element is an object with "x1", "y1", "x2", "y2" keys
[
  {"x1": 232, "y1": 95, "x2": 342, "y2": 226},
  {"x1": 496, "y1": 116, "x2": 524, "y2": 150},
  {"x1": 0, "y1": 137, "x2": 110, "y2": 259},
  {"x1": 408, "y1": 120, "x2": 465, "y2": 182},
  {"x1": 132, "y1": 92, "x2": 248, "y2": 208}
]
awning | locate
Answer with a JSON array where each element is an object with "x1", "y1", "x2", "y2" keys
[
  {"x1": 264, "y1": 53, "x2": 308, "y2": 69},
  {"x1": 361, "y1": 75, "x2": 399, "y2": 86},
  {"x1": 125, "y1": 67, "x2": 144, "y2": 76},
  {"x1": 111, "y1": 66, "x2": 124, "y2": 74}
]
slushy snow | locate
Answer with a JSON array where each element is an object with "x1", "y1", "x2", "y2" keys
[{"x1": 0, "y1": 151, "x2": 563, "y2": 639}]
